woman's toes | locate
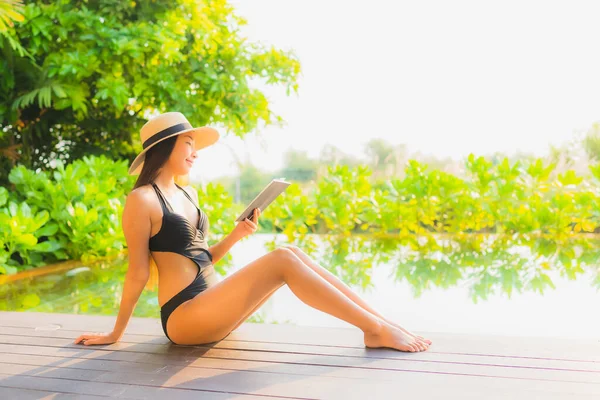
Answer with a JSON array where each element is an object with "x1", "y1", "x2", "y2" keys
[
  {"x1": 419, "y1": 336, "x2": 432, "y2": 345},
  {"x1": 406, "y1": 329, "x2": 431, "y2": 346},
  {"x1": 411, "y1": 339, "x2": 422, "y2": 351}
]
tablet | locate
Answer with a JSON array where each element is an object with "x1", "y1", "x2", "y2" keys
[{"x1": 236, "y1": 178, "x2": 292, "y2": 222}]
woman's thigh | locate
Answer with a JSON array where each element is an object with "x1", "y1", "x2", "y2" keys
[{"x1": 166, "y1": 247, "x2": 294, "y2": 345}]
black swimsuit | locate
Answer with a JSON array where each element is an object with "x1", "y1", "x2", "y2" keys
[{"x1": 149, "y1": 182, "x2": 217, "y2": 344}]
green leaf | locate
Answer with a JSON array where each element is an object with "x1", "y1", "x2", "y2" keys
[
  {"x1": 33, "y1": 240, "x2": 62, "y2": 252},
  {"x1": 37, "y1": 222, "x2": 59, "y2": 237},
  {"x1": 17, "y1": 234, "x2": 37, "y2": 247}
]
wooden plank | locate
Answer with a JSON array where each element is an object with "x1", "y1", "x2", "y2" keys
[
  {"x1": 1, "y1": 326, "x2": 598, "y2": 373},
  {"x1": 0, "y1": 312, "x2": 600, "y2": 363},
  {"x1": 1, "y1": 360, "x2": 599, "y2": 399},
  {"x1": 3, "y1": 348, "x2": 599, "y2": 386},
  {"x1": 1, "y1": 343, "x2": 599, "y2": 398},
  {"x1": 0, "y1": 373, "x2": 299, "y2": 400},
  {"x1": 0, "y1": 386, "x2": 107, "y2": 399},
  {"x1": 2, "y1": 311, "x2": 599, "y2": 398},
  {"x1": 2, "y1": 311, "x2": 599, "y2": 363},
  {"x1": 1, "y1": 333, "x2": 599, "y2": 384},
  {"x1": 0, "y1": 311, "x2": 161, "y2": 333}
]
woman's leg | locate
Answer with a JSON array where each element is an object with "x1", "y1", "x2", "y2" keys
[
  {"x1": 167, "y1": 247, "x2": 426, "y2": 352},
  {"x1": 283, "y1": 245, "x2": 432, "y2": 346},
  {"x1": 226, "y1": 282, "x2": 285, "y2": 333}
]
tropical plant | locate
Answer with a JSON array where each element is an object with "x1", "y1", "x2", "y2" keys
[{"x1": 0, "y1": 0, "x2": 301, "y2": 185}]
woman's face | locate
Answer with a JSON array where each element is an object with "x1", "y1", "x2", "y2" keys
[{"x1": 167, "y1": 134, "x2": 198, "y2": 175}]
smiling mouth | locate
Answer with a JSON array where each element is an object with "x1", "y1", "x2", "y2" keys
[{"x1": 186, "y1": 160, "x2": 193, "y2": 166}]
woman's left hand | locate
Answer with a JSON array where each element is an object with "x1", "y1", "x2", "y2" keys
[
  {"x1": 233, "y1": 208, "x2": 261, "y2": 240},
  {"x1": 73, "y1": 331, "x2": 120, "y2": 346}
]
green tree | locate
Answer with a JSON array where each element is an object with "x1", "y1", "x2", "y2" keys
[
  {"x1": 364, "y1": 138, "x2": 395, "y2": 168},
  {"x1": 364, "y1": 138, "x2": 407, "y2": 177},
  {"x1": 318, "y1": 144, "x2": 362, "y2": 168},
  {"x1": 0, "y1": 0, "x2": 300, "y2": 184},
  {"x1": 279, "y1": 149, "x2": 318, "y2": 182}
]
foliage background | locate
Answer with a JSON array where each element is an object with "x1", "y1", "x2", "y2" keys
[
  {"x1": 1, "y1": 0, "x2": 600, "y2": 286},
  {"x1": 0, "y1": 0, "x2": 300, "y2": 185}
]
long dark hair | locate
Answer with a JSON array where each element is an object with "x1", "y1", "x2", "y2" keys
[{"x1": 131, "y1": 135, "x2": 178, "y2": 191}]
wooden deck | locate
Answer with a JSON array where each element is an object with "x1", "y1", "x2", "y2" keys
[{"x1": 0, "y1": 311, "x2": 598, "y2": 399}]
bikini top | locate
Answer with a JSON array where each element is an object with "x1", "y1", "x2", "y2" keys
[{"x1": 149, "y1": 182, "x2": 213, "y2": 270}]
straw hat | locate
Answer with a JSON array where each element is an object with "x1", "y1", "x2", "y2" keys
[{"x1": 128, "y1": 112, "x2": 220, "y2": 175}]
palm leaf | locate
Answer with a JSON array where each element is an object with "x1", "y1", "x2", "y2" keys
[{"x1": 0, "y1": 0, "x2": 25, "y2": 32}]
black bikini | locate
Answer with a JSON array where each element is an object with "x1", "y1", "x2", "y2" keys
[{"x1": 149, "y1": 182, "x2": 217, "y2": 344}]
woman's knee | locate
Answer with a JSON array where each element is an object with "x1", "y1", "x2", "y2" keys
[
  {"x1": 281, "y1": 244, "x2": 299, "y2": 253},
  {"x1": 273, "y1": 246, "x2": 307, "y2": 279}
]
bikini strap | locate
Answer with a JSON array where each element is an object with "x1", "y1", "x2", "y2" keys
[
  {"x1": 175, "y1": 183, "x2": 200, "y2": 211},
  {"x1": 151, "y1": 182, "x2": 173, "y2": 212}
]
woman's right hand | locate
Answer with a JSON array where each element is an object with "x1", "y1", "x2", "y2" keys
[
  {"x1": 73, "y1": 331, "x2": 120, "y2": 346},
  {"x1": 232, "y1": 208, "x2": 261, "y2": 240}
]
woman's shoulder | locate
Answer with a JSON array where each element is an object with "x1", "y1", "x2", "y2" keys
[
  {"x1": 126, "y1": 184, "x2": 157, "y2": 208},
  {"x1": 128, "y1": 183, "x2": 155, "y2": 196}
]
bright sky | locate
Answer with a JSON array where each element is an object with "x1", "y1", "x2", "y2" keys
[{"x1": 193, "y1": 0, "x2": 600, "y2": 182}]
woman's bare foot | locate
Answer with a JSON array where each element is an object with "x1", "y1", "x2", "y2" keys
[
  {"x1": 364, "y1": 320, "x2": 429, "y2": 352},
  {"x1": 386, "y1": 320, "x2": 432, "y2": 346}
]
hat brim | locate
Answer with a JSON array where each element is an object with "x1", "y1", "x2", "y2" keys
[{"x1": 128, "y1": 126, "x2": 219, "y2": 175}]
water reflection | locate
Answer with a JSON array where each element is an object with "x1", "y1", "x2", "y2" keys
[
  {"x1": 1, "y1": 234, "x2": 599, "y2": 317},
  {"x1": 391, "y1": 233, "x2": 600, "y2": 303}
]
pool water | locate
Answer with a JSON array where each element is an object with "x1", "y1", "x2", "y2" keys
[{"x1": 2, "y1": 234, "x2": 599, "y2": 339}]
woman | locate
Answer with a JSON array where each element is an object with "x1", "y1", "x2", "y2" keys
[{"x1": 74, "y1": 112, "x2": 432, "y2": 352}]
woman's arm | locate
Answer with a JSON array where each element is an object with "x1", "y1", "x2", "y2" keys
[
  {"x1": 112, "y1": 189, "x2": 152, "y2": 337},
  {"x1": 74, "y1": 189, "x2": 151, "y2": 345},
  {"x1": 208, "y1": 231, "x2": 243, "y2": 264},
  {"x1": 208, "y1": 208, "x2": 260, "y2": 264}
]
